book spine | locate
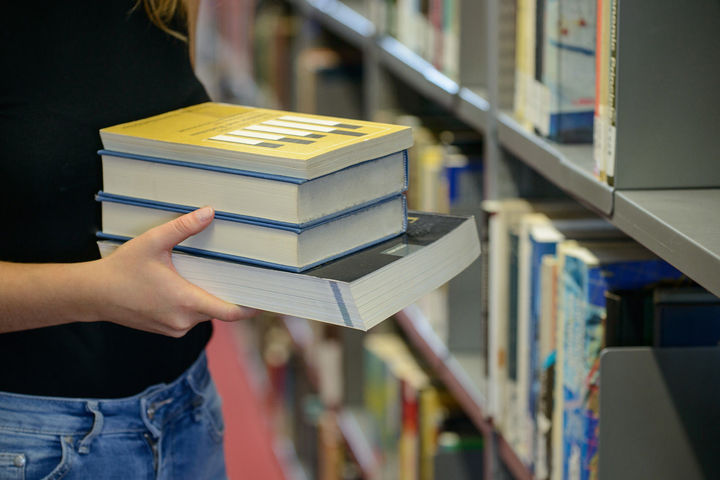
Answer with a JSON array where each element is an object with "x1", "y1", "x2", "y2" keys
[
  {"x1": 528, "y1": 242, "x2": 558, "y2": 473},
  {"x1": 559, "y1": 255, "x2": 589, "y2": 480},
  {"x1": 605, "y1": 0, "x2": 618, "y2": 186},
  {"x1": 543, "y1": 0, "x2": 597, "y2": 142},
  {"x1": 505, "y1": 231, "x2": 521, "y2": 449},
  {"x1": 535, "y1": 255, "x2": 558, "y2": 479},
  {"x1": 581, "y1": 266, "x2": 606, "y2": 480},
  {"x1": 592, "y1": 0, "x2": 605, "y2": 181}
]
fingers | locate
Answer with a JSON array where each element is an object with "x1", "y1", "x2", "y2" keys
[
  {"x1": 186, "y1": 283, "x2": 257, "y2": 322},
  {"x1": 162, "y1": 287, "x2": 256, "y2": 338},
  {"x1": 144, "y1": 206, "x2": 215, "y2": 252}
]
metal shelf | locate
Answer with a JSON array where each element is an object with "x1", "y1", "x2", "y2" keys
[
  {"x1": 395, "y1": 306, "x2": 490, "y2": 433},
  {"x1": 496, "y1": 433, "x2": 533, "y2": 480},
  {"x1": 337, "y1": 409, "x2": 381, "y2": 480},
  {"x1": 377, "y1": 36, "x2": 459, "y2": 111},
  {"x1": 292, "y1": 0, "x2": 374, "y2": 48},
  {"x1": 276, "y1": 4, "x2": 720, "y2": 480},
  {"x1": 612, "y1": 189, "x2": 720, "y2": 298},
  {"x1": 498, "y1": 112, "x2": 614, "y2": 215}
]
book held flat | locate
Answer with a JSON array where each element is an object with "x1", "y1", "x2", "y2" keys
[
  {"x1": 97, "y1": 192, "x2": 407, "y2": 273},
  {"x1": 99, "y1": 149, "x2": 408, "y2": 226},
  {"x1": 97, "y1": 212, "x2": 480, "y2": 330},
  {"x1": 99, "y1": 102, "x2": 414, "y2": 180}
]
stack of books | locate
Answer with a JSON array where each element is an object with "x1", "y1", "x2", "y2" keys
[{"x1": 97, "y1": 102, "x2": 480, "y2": 330}]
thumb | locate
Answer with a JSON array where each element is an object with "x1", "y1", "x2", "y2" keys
[{"x1": 146, "y1": 206, "x2": 215, "y2": 252}]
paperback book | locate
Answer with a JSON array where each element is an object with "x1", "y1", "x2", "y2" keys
[{"x1": 97, "y1": 212, "x2": 480, "y2": 330}]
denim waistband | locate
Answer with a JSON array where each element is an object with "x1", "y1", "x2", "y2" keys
[{"x1": 0, "y1": 351, "x2": 210, "y2": 438}]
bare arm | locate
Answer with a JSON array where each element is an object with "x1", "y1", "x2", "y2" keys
[{"x1": 0, "y1": 207, "x2": 254, "y2": 337}]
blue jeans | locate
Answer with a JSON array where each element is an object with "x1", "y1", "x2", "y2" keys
[{"x1": 0, "y1": 351, "x2": 227, "y2": 480}]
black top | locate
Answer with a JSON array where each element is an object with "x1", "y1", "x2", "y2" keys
[{"x1": 0, "y1": 1, "x2": 212, "y2": 397}]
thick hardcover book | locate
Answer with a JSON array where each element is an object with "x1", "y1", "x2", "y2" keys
[
  {"x1": 97, "y1": 212, "x2": 480, "y2": 330},
  {"x1": 99, "y1": 102, "x2": 414, "y2": 180},
  {"x1": 97, "y1": 192, "x2": 407, "y2": 273},
  {"x1": 100, "y1": 149, "x2": 408, "y2": 226}
]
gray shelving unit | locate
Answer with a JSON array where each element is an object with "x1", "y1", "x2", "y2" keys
[
  {"x1": 291, "y1": 0, "x2": 374, "y2": 47},
  {"x1": 613, "y1": 189, "x2": 720, "y2": 298},
  {"x1": 497, "y1": 112, "x2": 614, "y2": 214},
  {"x1": 599, "y1": 347, "x2": 720, "y2": 480},
  {"x1": 376, "y1": 35, "x2": 459, "y2": 110},
  {"x1": 274, "y1": 0, "x2": 720, "y2": 478}
]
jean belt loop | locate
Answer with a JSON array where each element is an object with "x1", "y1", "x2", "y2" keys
[{"x1": 78, "y1": 401, "x2": 104, "y2": 455}]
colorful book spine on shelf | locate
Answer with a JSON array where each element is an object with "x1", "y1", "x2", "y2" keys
[
  {"x1": 537, "y1": 0, "x2": 596, "y2": 143},
  {"x1": 604, "y1": 0, "x2": 618, "y2": 185},
  {"x1": 521, "y1": 221, "x2": 564, "y2": 467},
  {"x1": 535, "y1": 255, "x2": 559, "y2": 480},
  {"x1": 592, "y1": 0, "x2": 610, "y2": 181},
  {"x1": 514, "y1": 0, "x2": 537, "y2": 129},
  {"x1": 363, "y1": 333, "x2": 447, "y2": 479},
  {"x1": 556, "y1": 242, "x2": 683, "y2": 480}
]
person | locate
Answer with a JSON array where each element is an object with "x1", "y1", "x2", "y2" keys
[{"x1": 0, "y1": 1, "x2": 254, "y2": 478}]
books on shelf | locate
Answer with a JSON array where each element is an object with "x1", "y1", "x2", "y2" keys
[
  {"x1": 97, "y1": 192, "x2": 407, "y2": 273},
  {"x1": 100, "y1": 148, "x2": 408, "y2": 226},
  {"x1": 513, "y1": 214, "x2": 620, "y2": 466},
  {"x1": 100, "y1": 102, "x2": 413, "y2": 180},
  {"x1": 369, "y1": 0, "x2": 461, "y2": 80},
  {"x1": 98, "y1": 212, "x2": 480, "y2": 330},
  {"x1": 553, "y1": 241, "x2": 683, "y2": 480},
  {"x1": 600, "y1": 0, "x2": 720, "y2": 187},
  {"x1": 514, "y1": 0, "x2": 596, "y2": 142},
  {"x1": 483, "y1": 199, "x2": 720, "y2": 480},
  {"x1": 362, "y1": 331, "x2": 480, "y2": 480}
]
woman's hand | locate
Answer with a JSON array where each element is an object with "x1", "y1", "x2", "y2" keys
[
  {"x1": 0, "y1": 207, "x2": 256, "y2": 336},
  {"x1": 93, "y1": 206, "x2": 256, "y2": 337}
]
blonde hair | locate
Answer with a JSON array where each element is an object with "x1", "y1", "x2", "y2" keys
[{"x1": 137, "y1": 0, "x2": 189, "y2": 42}]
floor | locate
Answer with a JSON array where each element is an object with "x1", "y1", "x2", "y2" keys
[{"x1": 206, "y1": 320, "x2": 286, "y2": 480}]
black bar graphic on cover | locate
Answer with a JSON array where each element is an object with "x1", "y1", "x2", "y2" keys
[
  {"x1": 334, "y1": 123, "x2": 362, "y2": 129},
  {"x1": 331, "y1": 130, "x2": 365, "y2": 137},
  {"x1": 257, "y1": 142, "x2": 283, "y2": 148},
  {"x1": 280, "y1": 137, "x2": 314, "y2": 144}
]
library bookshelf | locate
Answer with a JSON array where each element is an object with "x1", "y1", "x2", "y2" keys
[{"x1": 197, "y1": 0, "x2": 720, "y2": 478}]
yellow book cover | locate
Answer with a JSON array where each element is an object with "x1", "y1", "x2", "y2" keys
[{"x1": 100, "y1": 102, "x2": 413, "y2": 179}]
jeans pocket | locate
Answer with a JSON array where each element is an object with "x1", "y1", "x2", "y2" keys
[
  {"x1": 0, "y1": 452, "x2": 25, "y2": 480},
  {"x1": 0, "y1": 431, "x2": 73, "y2": 480},
  {"x1": 188, "y1": 377, "x2": 225, "y2": 443},
  {"x1": 200, "y1": 381, "x2": 225, "y2": 444}
]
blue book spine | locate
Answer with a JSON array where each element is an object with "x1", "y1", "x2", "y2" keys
[
  {"x1": 579, "y1": 260, "x2": 683, "y2": 480},
  {"x1": 528, "y1": 238, "x2": 558, "y2": 454},
  {"x1": 560, "y1": 254, "x2": 588, "y2": 480}
]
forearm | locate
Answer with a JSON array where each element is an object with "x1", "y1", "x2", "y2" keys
[
  {"x1": 0, "y1": 208, "x2": 254, "y2": 337},
  {"x1": 0, "y1": 260, "x2": 101, "y2": 333}
]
